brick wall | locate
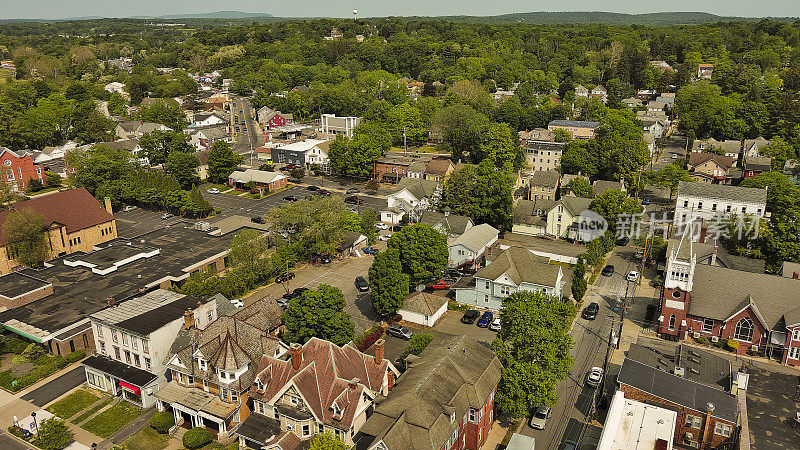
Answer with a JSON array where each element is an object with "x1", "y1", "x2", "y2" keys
[
  {"x1": 0, "y1": 283, "x2": 53, "y2": 309},
  {"x1": 52, "y1": 328, "x2": 96, "y2": 357}
]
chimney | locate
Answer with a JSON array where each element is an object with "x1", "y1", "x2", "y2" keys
[
  {"x1": 104, "y1": 197, "x2": 113, "y2": 215},
  {"x1": 711, "y1": 244, "x2": 718, "y2": 266},
  {"x1": 374, "y1": 339, "x2": 385, "y2": 365},
  {"x1": 289, "y1": 342, "x2": 303, "y2": 370},
  {"x1": 348, "y1": 378, "x2": 360, "y2": 390},
  {"x1": 183, "y1": 310, "x2": 195, "y2": 329},
  {"x1": 793, "y1": 271, "x2": 799, "y2": 280},
  {"x1": 700, "y1": 403, "x2": 715, "y2": 448},
  {"x1": 698, "y1": 226, "x2": 707, "y2": 244}
]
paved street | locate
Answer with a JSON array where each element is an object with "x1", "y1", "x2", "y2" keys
[
  {"x1": 0, "y1": 431, "x2": 33, "y2": 450},
  {"x1": 230, "y1": 96, "x2": 262, "y2": 159},
  {"x1": 21, "y1": 367, "x2": 86, "y2": 407}
]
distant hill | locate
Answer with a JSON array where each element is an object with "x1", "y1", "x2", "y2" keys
[
  {"x1": 147, "y1": 11, "x2": 273, "y2": 20},
  {"x1": 425, "y1": 11, "x2": 797, "y2": 25}
]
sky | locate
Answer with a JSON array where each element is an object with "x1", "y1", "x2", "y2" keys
[{"x1": 0, "y1": 0, "x2": 798, "y2": 20}]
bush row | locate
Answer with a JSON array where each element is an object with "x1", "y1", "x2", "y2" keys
[{"x1": 0, "y1": 350, "x2": 85, "y2": 392}]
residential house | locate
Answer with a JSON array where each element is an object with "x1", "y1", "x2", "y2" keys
[
  {"x1": 0, "y1": 147, "x2": 44, "y2": 192},
  {"x1": 186, "y1": 125, "x2": 231, "y2": 150},
  {"x1": 691, "y1": 138, "x2": 719, "y2": 154},
  {"x1": 560, "y1": 174, "x2": 590, "y2": 195},
  {"x1": 0, "y1": 188, "x2": 117, "y2": 276},
  {"x1": 589, "y1": 85, "x2": 608, "y2": 102},
  {"x1": 418, "y1": 210, "x2": 473, "y2": 238},
  {"x1": 321, "y1": 114, "x2": 361, "y2": 138},
  {"x1": 521, "y1": 130, "x2": 565, "y2": 172},
  {"x1": 448, "y1": 223, "x2": 499, "y2": 269},
  {"x1": 644, "y1": 132, "x2": 656, "y2": 156},
  {"x1": 83, "y1": 290, "x2": 223, "y2": 408},
  {"x1": 687, "y1": 153, "x2": 736, "y2": 184},
  {"x1": 547, "y1": 120, "x2": 600, "y2": 140},
  {"x1": 454, "y1": 247, "x2": 564, "y2": 310},
  {"x1": 257, "y1": 107, "x2": 294, "y2": 130},
  {"x1": 189, "y1": 112, "x2": 227, "y2": 128},
  {"x1": 717, "y1": 140, "x2": 742, "y2": 160},
  {"x1": 781, "y1": 261, "x2": 800, "y2": 279},
  {"x1": 650, "y1": 60, "x2": 674, "y2": 72},
  {"x1": 596, "y1": 391, "x2": 676, "y2": 450},
  {"x1": 270, "y1": 139, "x2": 331, "y2": 173},
  {"x1": 228, "y1": 169, "x2": 288, "y2": 193},
  {"x1": 511, "y1": 199, "x2": 553, "y2": 237},
  {"x1": 102, "y1": 139, "x2": 147, "y2": 165},
  {"x1": 236, "y1": 338, "x2": 398, "y2": 448},
  {"x1": 494, "y1": 233, "x2": 585, "y2": 265},
  {"x1": 647, "y1": 100, "x2": 668, "y2": 113},
  {"x1": 636, "y1": 90, "x2": 658, "y2": 102},
  {"x1": 407, "y1": 160, "x2": 428, "y2": 179},
  {"x1": 697, "y1": 64, "x2": 714, "y2": 79},
  {"x1": 673, "y1": 182, "x2": 766, "y2": 229},
  {"x1": 115, "y1": 121, "x2": 171, "y2": 140},
  {"x1": 336, "y1": 231, "x2": 367, "y2": 258},
  {"x1": 529, "y1": 170, "x2": 560, "y2": 201},
  {"x1": 104, "y1": 82, "x2": 126, "y2": 96},
  {"x1": 743, "y1": 137, "x2": 769, "y2": 158},
  {"x1": 741, "y1": 156, "x2": 772, "y2": 179},
  {"x1": 655, "y1": 95, "x2": 675, "y2": 110},
  {"x1": 398, "y1": 292, "x2": 448, "y2": 327},
  {"x1": 574, "y1": 84, "x2": 589, "y2": 98},
  {"x1": 640, "y1": 116, "x2": 666, "y2": 137},
  {"x1": 783, "y1": 159, "x2": 800, "y2": 185},
  {"x1": 617, "y1": 343, "x2": 738, "y2": 449},
  {"x1": 621, "y1": 97, "x2": 643, "y2": 109},
  {"x1": 518, "y1": 128, "x2": 555, "y2": 146},
  {"x1": 381, "y1": 178, "x2": 440, "y2": 224},
  {"x1": 424, "y1": 158, "x2": 454, "y2": 183},
  {"x1": 157, "y1": 297, "x2": 287, "y2": 439},
  {"x1": 546, "y1": 196, "x2": 593, "y2": 240},
  {"x1": 592, "y1": 179, "x2": 625, "y2": 196},
  {"x1": 356, "y1": 335, "x2": 502, "y2": 450},
  {"x1": 374, "y1": 154, "x2": 432, "y2": 183},
  {"x1": 658, "y1": 227, "x2": 800, "y2": 366}
]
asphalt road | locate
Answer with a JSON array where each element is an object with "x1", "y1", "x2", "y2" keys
[
  {"x1": 230, "y1": 96, "x2": 261, "y2": 160},
  {"x1": 0, "y1": 431, "x2": 33, "y2": 450},
  {"x1": 21, "y1": 366, "x2": 85, "y2": 407},
  {"x1": 520, "y1": 246, "x2": 641, "y2": 448}
]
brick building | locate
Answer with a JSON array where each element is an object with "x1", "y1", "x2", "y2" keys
[
  {"x1": 547, "y1": 120, "x2": 599, "y2": 140},
  {"x1": 0, "y1": 147, "x2": 44, "y2": 192},
  {"x1": 355, "y1": 335, "x2": 502, "y2": 450},
  {"x1": 0, "y1": 188, "x2": 117, "y2": 275}
]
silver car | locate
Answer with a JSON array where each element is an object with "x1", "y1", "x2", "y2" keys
[{"x1": 529, "y1": 406, "x2": 551, "y2": 430}]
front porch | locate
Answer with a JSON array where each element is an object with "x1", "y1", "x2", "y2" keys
[
  {"x1": 155, "y1": 381, "x2": 240, "y2": 437},
  {"x1": 82, "y1": 355, "x2": 158, "y2": 408}
]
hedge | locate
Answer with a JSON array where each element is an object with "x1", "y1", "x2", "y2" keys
[
  {"x1": 354, "y1": 325, "x2": 385, "y2": 353},
  {"x1": 149, "y1": 411, "x2": 175, "y2": 434},
  {"x1": 399, "y1": 333, "x2": 435, "y2": 361},
  {"x1": 183, "y1": 427, "x2": 213, "y2": 449}
]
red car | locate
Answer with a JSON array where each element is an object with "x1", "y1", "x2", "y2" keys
[{"x1": 428, "y1": 279, "x2": 454, "y2": 290}]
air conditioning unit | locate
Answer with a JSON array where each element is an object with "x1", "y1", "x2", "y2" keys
[
  {"x1": 750, "y1": 345, "x2": 758, "y2": 352},
  {"x1": 693, "y1": 332, "x2": 700, "y2": 339},
  {"x1": 711, "y1": 336, "x2": 719, "y2": 343},
  {"x1": 674, "y1": 367, "x2": 686, "y2": 377}
]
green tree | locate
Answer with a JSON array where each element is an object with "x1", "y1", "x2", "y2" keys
[
  {"x1": 491, "y1": 290, "x2": 574, "y2": 417},
  {"x1": 387, "y1": 224, "x2": 448, "y2": 287},
  {"x1": 758, "y1": 137, "x2": 797, "y2": 170},
  {"x1": 564, "y1": 177, "x2": 594, "y2": 198},
  {"x1": 432, "y1": 104, "x2": 489, "y2": 163},
  {"x1": 267, "y1": 196, "x2": 352, "y2": 259},
  {"x1": 476, "y1": 122, "x2": 524, "y2": 171},
  {"x1": 551, "y1": 128, "x2": 572, "y2": 143},
  {"x1": 206, "y1": 141, "x2": 243, "y2": 183},
  {"x1": 164, "y1": 151, "x2": 200, "y2": 189},
  {"x1": 361, "y1": 208, "x2": 377, "y2": 244},
  {"x1": 571, "y1": 257, "x2": 588, "y2": 302},
  {"x1": 282, "y1": 284, "x2": 355, "y2": 345},
  {"x1": 308, "y1": 432, "x2": 349, "y2": 450},
  {"x1": 107, "y1": 92, "x2": 127, "y2": 116},
  {"x1": 589, "y1": 189, "x2": 643, "y2": 233},
  {"x1": 440, "y1": 161, "x2": 514, "y2": 231},
  {"x1": 139, "y1": 130, "x2": 192, "y2": 166},
  {"x1": 328, "y1": 123, "x2": 391, "y2": 178},
  {"x1": 643, "y1": 164, "x2": 694, "y2": 197},
  {"x1": 137, "y1": 99, "x2": 186, "y2": 131},
  {"x1": 33, "y1": 418, "x2": 73, "y2": 450},
  {"x1": 369, "y1": 248, "x2": 410, "y2": 315},
  {"x1": 740, "y1": 172, "x2": 800, "y2": 269},
  {"x1": 3, "y1": 209, "x2": 49, "y2": 268}
]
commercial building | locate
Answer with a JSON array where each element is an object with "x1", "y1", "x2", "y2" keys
[
  {"x1": 597, "y1": 390, "x2": 676, "y2": 450},
  {"x1": 673, "y1": 182, "x2": 767, "y2": 230},
  {"x1": 321, "y1": 114, "x2": 362, "y2": 138}
]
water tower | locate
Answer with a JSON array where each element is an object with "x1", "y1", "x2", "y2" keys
[{"x1": 353, "y1": 9, "x2": 358, "y2": 20}]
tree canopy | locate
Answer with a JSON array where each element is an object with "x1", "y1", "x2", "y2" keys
[
  {"x1": 387, "y1": 224, "x2": 448, "y2": 287},
  {"x1": 440, "y1": 161, "x2": 514, "y2": 231},
  {"x1": 282, "y1": 284, "x2": 355, "y2": 346},
  {"x1": 207, "y1": 140, "x2": 244, "y2": 184},
  {"x1": 3, "y1": 209, "x2": 49, "y2": 268}
]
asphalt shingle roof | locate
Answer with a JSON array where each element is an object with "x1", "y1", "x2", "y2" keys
[
  {"x1": 449, "y1": 223, "x2": 498, "y2": 252},
  {"x1": 530, "y1": 171, "x2": 560, "y2": 187},
  {"x1": 676, "y1": 182, "x2": 767, "y2": 204},
  {"x1": 474, "y1": 247, "x2": 562, "y2": 287}
]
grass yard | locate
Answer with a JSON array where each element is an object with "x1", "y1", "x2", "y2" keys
[
  {"x1": 46, "y1": 389, "x2": 99, "y2": 419},
  {"x1": 72, "y1": 397, "x2": 113, "y2": 424},
  {"x1": 123, "y1": 425, "x2": 169, "y2": 450},
  {"x1": 203, "y1": 183, "x2": 230, "y2": 192},
  {"x1": 82, "y1": 401, "x2": 143, "y2": 438}
]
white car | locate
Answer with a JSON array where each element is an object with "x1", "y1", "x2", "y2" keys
[
  {"x1": 375, "y1": 222, "x2": 389, "y2": 230},
  {"x1": 378, "y1": 233, "x2": 393, "y2": 241},
  {"x1": 626, "y1": 270, "x2": 639, "y2": 282},
  {"x1": 489, "y1": 318, "x2": 502, "y2": 331},
  {"x1": 586, "y1": 366, "x2": 603, "y2": 388},
  {"x1": 122, "y1": 205, "x2": 137, "y2": 212},
  {"x1": 206, "y1": 187, "x2": 220, "y2": 194},
  {"x1": 230, "y1": 299, "x2": 244, "y2": 308}
]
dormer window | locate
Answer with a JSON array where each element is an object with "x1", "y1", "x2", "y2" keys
[
  {"x1": 197, "y1": 358, "x2": 207, "y2": 371},
  {"x1": 450, "y1": 412, "x2": 456, "y2": 423},
  {"x1": 332, "y1": 403, "x2": 342, "y2": 417},
  {"x1": 256, "y1": 379, "x2": 264, "y2": 391}
]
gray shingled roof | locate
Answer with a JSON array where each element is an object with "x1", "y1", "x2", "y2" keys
[
  {"x1": 419, "y1": 211, "x2": 472, "y2": 236},
  {"x1": 530, "y1": 170, "x2": 560, "y2": 187},
  {"x1": 401, "y1": 292, "x2": 448, "y2": 316},
  {"x1": 676, "y1": 181, "x2": 767, "y2": 204},
  {"x1": 449, "y1": 223, "x2": 498, "y2": 252},
  {"x1": 557, "y1": 196, "x2": 593, "y2": 216},
  {"x1": 592, "y1": 180, "x2": 624, "y2": 196},
  {"x1": 474, "y1": 247, "x2": 561, "y2": 287},
  {"x1": 548, "y1": 120, "x2": 600, "y2": 128},
  {"x1": 513, "y1": 199, "x2": 553, "y2": 225},
  {"x1": 394, "y1": 178, "x2": 439, "y2": 200}
]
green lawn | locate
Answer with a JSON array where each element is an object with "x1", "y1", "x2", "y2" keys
[
  {"x1": 82, "y1": 401, "x2": 144, "y2": 438},
  {"x1": 123, "y1": 425, "x2": 169, "y2": 450},
  {"x1": 203, "y1": 183, "x2": 230, "y2": 192},
  {"x1": 72, "y1": 397, "x2": 113, "y2": 424},
  {"x1": 46, "y1": 390, "x2": 99, "y2": 419}
]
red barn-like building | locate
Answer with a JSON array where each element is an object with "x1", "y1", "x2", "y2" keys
[{"x1": 0, "y1": 147, "x2": 44, "y2": 192}]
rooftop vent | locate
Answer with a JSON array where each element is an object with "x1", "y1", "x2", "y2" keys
[{"x1": 674, "y1": 367, "x2": 686, "y2": 378}]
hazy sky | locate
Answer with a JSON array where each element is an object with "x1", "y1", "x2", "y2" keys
[{"x1": 0, "y1": 0, "x2": 798, "y2": 20}]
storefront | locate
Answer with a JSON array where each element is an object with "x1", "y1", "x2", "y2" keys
[{"x1": 82, "y1": 355, "x2": 159, "y2": 407}]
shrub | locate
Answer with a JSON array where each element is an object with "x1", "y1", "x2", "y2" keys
[
  {"x1": 182, "y1": 427, "x2": 213, "y2": 449},
  {"x1": 3, "y1": 337, "x2": 30, "y2": 355},
  {"x1": 149, "y1": 411, "x2": 175, "y2": 434},
  {"x1": 65, "y1": 350, "x2": 85, "y2": 363},
  {"x1": 206, "y1": 444, "x2": 226, "y2": 450},
  {"x1": 399, "y1": 333, "x2": 435, "y2": 361},
  {"x1": 33, "y1": 418, "x2": 73, "y2": 450},
  {"x1": 725, "y1": 340, "x2": 740, "y2": 352},
  {"x1": 11, "y1": 355, "x2": 28, "y2": 365},
  {"x1": 696, "y1": 336, "x2": 709, "y2": 345},
  {"x1": 448, "y1": 300, "x2": 468, "y2": 312},
  {"x1": 354, "y1": 325, "x2": 385, "y2": 352},
  {"x1": 22, "y1": 343, "x2": 46, "y2": 361},
  {"x1": 7, "y1": 424, "x2": 25, "y2": 438},
  {"x1": 391, "y1": 314, "x2": 402, "y2": 324}
]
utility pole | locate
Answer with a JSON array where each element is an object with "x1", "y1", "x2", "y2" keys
[
  {"x1": 638, "y1": 235, "x2": 649, "y2": 286},
  {"x1": 403, "y1": 127, "x2": 408, "y2": 155}
]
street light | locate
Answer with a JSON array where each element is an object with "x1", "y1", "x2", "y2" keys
[{"x1": 30, "y1": 411, "x2": 37, "y2": 437}]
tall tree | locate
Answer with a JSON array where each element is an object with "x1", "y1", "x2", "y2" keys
[
  {"x1": 387, "y1": 224, "x2": 448, "y2": 287},
  {"x1": 369, "y1": 248, "x2": 410, "y2": 315},
  {"x1": 3, "y1": 209, "x2": 49, "y2": 268},
  {"x1": 432, "y1": 105, "x2": 489, "y2": 163},
  {"x1": 564, "y1": 177, "x2": 594, "y2": 198},
  {"x1": 589, "y1": 189, "x2": 643, "y2": 234},
  {"x1": 475, "y1": 122, "x2": 524, "y2": 171},
  {"x1": 206, "y1": 141, "x2": 243, "y2": 183},
  {"x1": 440, "y1": 161, "x2": 514, "y2": 231},
  {"x1": 139, "y1": 130, "x2": 192, "y2": 166},
  {"x1": 282, "y1": 284, "x2": 354, "y2": 346},
  {"x1": 571, "y1": 257, "x2": 587, "y2": 302},
  {"x1": 137, "y1": 99, "x2": 187, "y2": 131},
  {"x1": 164, "y1": 151, "x2": 200, "y2": 189}
]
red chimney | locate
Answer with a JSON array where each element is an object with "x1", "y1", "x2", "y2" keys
[
  {"x1": 374, "y1": 339, "x2": 385, "y2": 365},
  {"x1": 699, "y1": 226, "x2": 707, "y2": 244},
  {"x1": 289, "y1": 343, "x2": 302, "y2": 370},
  {"x1": 793, "y1": 271, "x2": 799, "y2": 280}
]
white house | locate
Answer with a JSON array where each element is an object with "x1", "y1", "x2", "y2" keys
[
  {"x1": 82, "y1": 290, "x2": 222, "y2": 408},
  {"x1": 188, "y1": 112, "x2": 226, "y2": 128},
  {"x1": 270, "y1": 139, "x2": 331, "y2": 173},
  {"x1": 381, "y1": 178, "x2": 440, "y2": 225},
  {"x1": 674, "y1": 181, "x2": 767, "y2": 230},
  {"x1": 448, "y1": 223, "x2": 499, "y2": 269},
  {"x1": 104, "y1": 81, "x2": 126, "y2": 96},
  {"x1": 398, "y1": 292, "x2": 448, "y2": 327},
  {"x1": 454, "y1": 247, "x2": 564, "y2": 311},
  {"x1": 185, "y1": 125, "x2": 231, "y2": 150}
]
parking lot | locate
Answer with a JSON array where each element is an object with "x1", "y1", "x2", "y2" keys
[{"x1": 114, "y1": 207, "x2": 184, "y2": 237}]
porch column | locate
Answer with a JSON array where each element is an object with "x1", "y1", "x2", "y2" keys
[
  {"x1": 219, "y1": 420, "x2": 226, "y2": 435},
  {"x1": 172, "y1": 407, "x2": 180, "y2": 425}
]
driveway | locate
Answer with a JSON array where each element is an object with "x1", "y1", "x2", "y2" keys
[{"x1": 21, "y1": 367, "x2": 85, "y2": 407}]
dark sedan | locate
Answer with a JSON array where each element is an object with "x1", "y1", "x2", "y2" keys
[
  {"x1": 582, "y1": 302, "x2": 599, "y2": 320},
  {"x1": 601, "y1": 265, "x2": 615, "y2": 277},
  {"x1": 461, "y1": 310, "x2": 479, "y2": 324},
  {"x1": 355, "y1": 276, "x2": 369, "y2": 292},
  {"x1": 477, "y1": 311, "x2": 494, "y2": 328}
]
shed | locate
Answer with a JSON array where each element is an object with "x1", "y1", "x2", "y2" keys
[{"x1": 398, "y1": 292, "x2": 448, "y2": 327}]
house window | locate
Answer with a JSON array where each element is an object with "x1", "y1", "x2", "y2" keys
[
  {"x1": 500, "y1": 285, "x2": 512, "y2": 296},
  {"x1": 697, "y1": 201, "x2": 703, "y2": 210},
  {"x1": 484, "y1": 294, "x2": 489, "y2": 303},
  {"x1": 485, "y1": 281, "x2": 490, "y2": 289},
  {"x1": 145, "y1": 358, "x2": 151, "y2": 371},
  {"x1": 683, "y1": 200, "x2": 688, "y2": 208},
  {"x1": 207, "y1": 311, "x2": 214, "y2": 323},
  {"x1": 99, "y1": 342, "x2": 106, "y2": 355},
  {"x1": 734, "y1": 317, "x2": 754, "y2": 342},
  {"x1": 302, "y1": 424, "x2": 310, "y2": 436},
  {"x1": 131, "y1": 338, "x2": 138, "y2": 350},
  {"x1": 711, "y1": 203, "x2": 717, "y2": 211},
  {"x1": 741, "y1": 206, "x2": 746, "y2": 213},
  {"x1": 788, "y1": 347, "x2": 800, "y2": 360},
  {"x1": 112, "y1": 331, "x2": 118, "y2": 343},
  {"x1": 469, "y1": 409, "x2": 476, "y2": 422},
  {"x1": 124, "y1": 350, "x2": 131, "y2": 364},
  {"x1": 6, "y1": 170, "x2": 13, "y2": 181},
  {"x1": 726, "y1": 205, "x2": 732, "y2": 213},
  {"x1": 714, "y1": 422, "x2": 733, "y2": 437},
  {"x1": 187, "y1": 375, "x2": 194, "y2": 385},
  {"x1": 793, "y1": 330, "x2": 800, "y2": 342},
  {"x1": 133, "y1": 354, "x2": 141, "y2": 367},
  {"x1": 318, "y1": 423, "x2": 324, "y2": 434},
  {"x1": 114, "y1": 346, "x2": 121, "y2": 360},
  {"x1": 96, "y1": 325, "x2": 103, "y2": 338},
  {"x1": 703, "y1": 319, "x2": 714, "y2": 333},
  {"x1": 231, "y1": 390, "x2": 238, "y2": 402},
  {"x1": 685, "y1": 414, "x2": 703, "y2": 428},
  {"x1": 668, "y1": 315, "x2": 676, "y2": 331},
  {"x1": 122, "y1": 333, "x2": 129, "y2": 347},
  {"x1": 142, "y1": 340, "x2": 149, "y2": 354}
]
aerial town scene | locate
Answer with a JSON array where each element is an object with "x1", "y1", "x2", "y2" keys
[{"x1": 0, "y1": 1, "x2": 796, "y2": 449}]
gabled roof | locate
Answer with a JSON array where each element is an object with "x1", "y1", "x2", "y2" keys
[
  {"x1": 676, "y1": 182, "x2": 767, "y2": 204},
  {"x1": 393, "y1": 178, "x2": 439, "y2": 201},
  {"x1": 553, "y1": 196, "x2": 593, "y2": 217},
  {"x1": 449, "y1": 223, "x2": 498, "y2": 252},
  {"x1": 228, "y1": 169, "x2": 288, "y2": 185},
  {"x1": 513, "y1": 199, "x2": 553, "y2": 225},
  {"x1": 592, "y1": 180, "x2": 624, "y2": 196},
  {"x1": 742, "y1": 156, "x2": 772, "y2": 172},
  {"x1": 424, "y1": 158, "x2": 453, "y2": 176},
  {"x1": 401, "y1": 292, "x2": 448, "y2": 317},
  {"x1": 474, "y1": 247, "x2": 561, "y2": 287},
  {"x1": 530, "y1": 170, "x2": 560, "y2": 187},
  {"x1": 687, "y1": 152, "x2": 734, "y2": 169},
  {"x1": 548, "y1": 120, "x2": 600, "y2": 129},
  {"x1": 0, "y1": 188, "x2": 114, "y2": 247},
  {"x1": 418, "y1": 211, "x2": 471, "y2": 236}
]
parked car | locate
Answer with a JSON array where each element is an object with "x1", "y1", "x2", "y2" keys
[
  {"x1": 461, "y1": 310, "x2": 479, "y2": 324},
  {"x1": 160, "y1": 212, "x2": 174, "y2": 220},
  {"x1": 586, "y1": 367, "x2": 603, "y2": 388},
  {"x1": 428, "y1": 279, "x2": 454, "y2": 290},
  {"x1": 615, "y1": 236, "x2": 629, "y2": 246},
  {"x1": 386, "y1": 325, "x2": 412, "y2": 340},
  {"x1": 582, "y1": 302, "x2": 599, "y2": 320},
  {"x1": 283, "y1": 195, "x2": 298, "y2": 202},
  {"x1": 489, "y1": 318, "x2": 502, "y2": 331},
  {"x1": 477, "y1": 311, "x2": 494, "y2": 327},
  {"x1": 122, "y1": 205, "x2": 137, "y2": 212},
  {"x1": 362, "y1": 246, "x2": 379, "y2": 255},
  {"x1": 346, "y1": 188, "x2": 359, "y2": 194},
  {"x1": 280, "y1": 164, "x2": 299, "y2": 171},
  {"x1": 671, "y1": 153, "x2": 678, "y2": 159},
  {"x1": 355, "y1": 276, "x2": 369, "y2": 292},
  {"x1": 641, "y1": 197, "x2": 651, "y2": 206},
  {"x1": 230, "y1": 299, "x2": 244, "y2": 308},
  {"x1": 601, "y1": 265, "x2": 615, "y2": 277},
  {"x1": 626, "y1": 270, "x2": 639, "y2": 282},
  {"x1": 320, "y1": 253, "x2": 332, "y2": 264},
  {"x1": 277, "y1": 297, "x2": 290, "y2": 309},
  {"x1": 375, "y1": 222, "x2": 389, "y2": 230},
  {"x1": 378, "y1": 233, "x2": 393, "y2": 241},
  {"x1": 315, "y1": 189, "x2": 331, "y2": 197},
  {"x1": 251, "y1": 216, "x2": 265, "y2": 224},
  {"x1": 275, "y1": 272, "x2": 296, "y2": 283},
  {"x1": 307, "y1": 185, "x2": 319, "y2": 191},
  {"x1": 345, "y1": 195, "x2": 363, "y2": 205},
  {"x1": 206, "y1": 187, "x2": 220, "y2": 194},
  {"x1": 292, "y1": 287, "x2": 310, "y2": 298},
  {"x1": 529, "y1": 406, "x2": 551, "y2": 430}
]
